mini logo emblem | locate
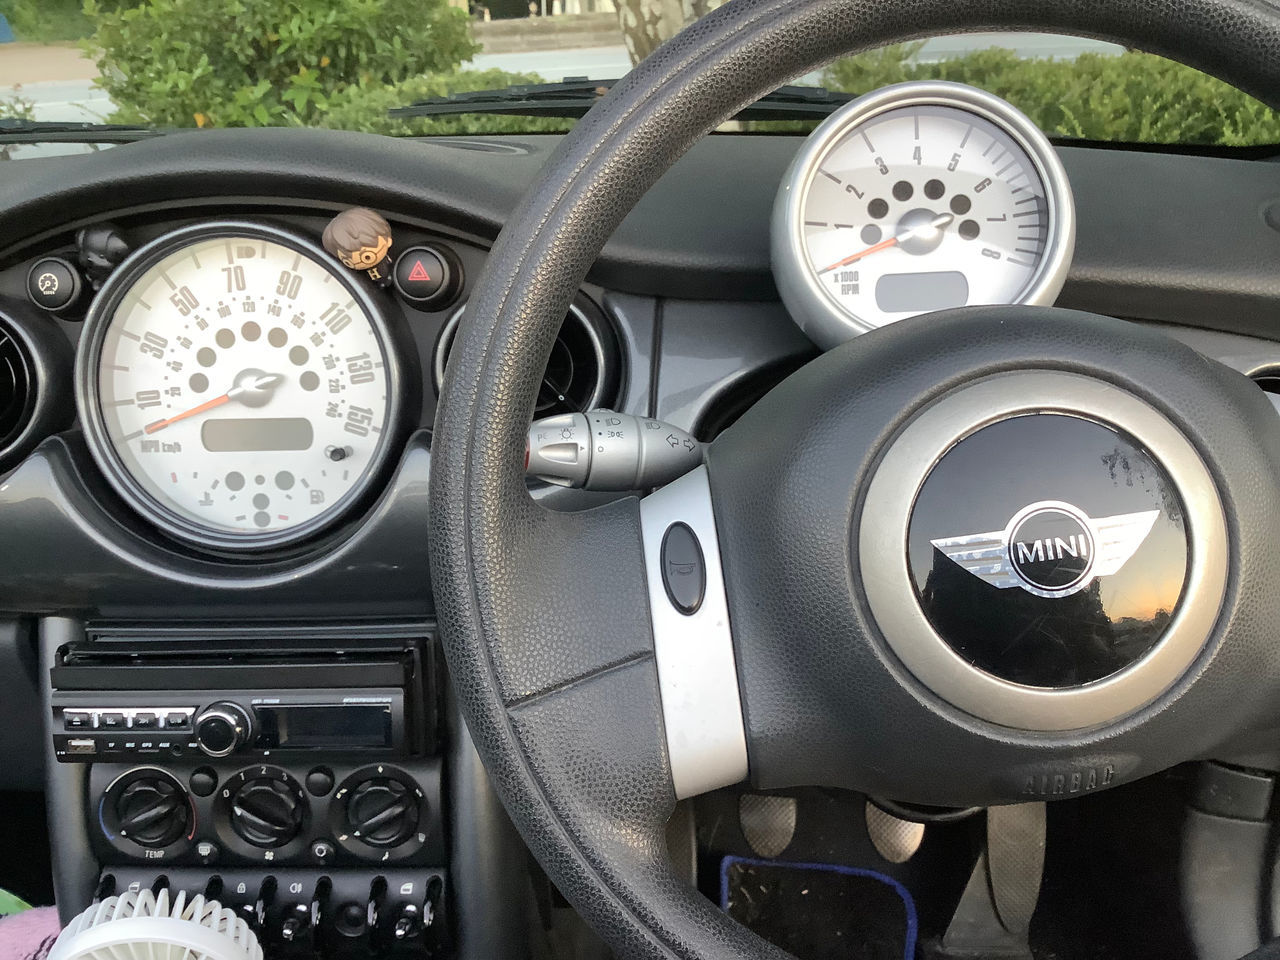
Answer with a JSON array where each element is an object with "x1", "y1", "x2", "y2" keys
[{"x1": 930, "y1": 500, "x2": 1159, "y2": 598}]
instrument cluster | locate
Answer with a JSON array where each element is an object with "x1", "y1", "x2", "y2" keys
[
  {"x1": 6, "y1": 209, "x2": 482, "y2": 558},
  {"x1": 0, "y1": 80, "x2": 1080, "y2": 559},
  {"x1": 772, "y1": 81, "x2": 1076, "y2": 348},
  {"x1": 77, "y1": 223, "x2": 406, "y2": 551}
]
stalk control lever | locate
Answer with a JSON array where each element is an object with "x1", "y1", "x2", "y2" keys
[{"x1": 526, "y1": 411, "x2": 702, "y2": 490}]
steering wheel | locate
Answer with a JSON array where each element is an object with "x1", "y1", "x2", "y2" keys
[{"x1": 429, "y1": 1, "x2": 1280, "y2": 956}]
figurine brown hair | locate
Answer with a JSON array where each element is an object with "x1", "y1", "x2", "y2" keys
[
  {"x1": 323, "y1": 207, "x2": 392, "y2": 266},
  {"x1": 323, "y1": 207, "x2": 394, "y2": 285}
]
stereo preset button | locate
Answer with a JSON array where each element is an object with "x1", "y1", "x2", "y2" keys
[
  {"x1": 99, "y1": 713, "x2": 126, "y2": 729},
  {"x1": 132, "y1": 712, "x2": 157, "y2": 729},
  {"x1": 165, "y1": 712, "x2": 190, "y2": 729}
]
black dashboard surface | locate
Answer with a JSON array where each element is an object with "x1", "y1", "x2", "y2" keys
[
  {"x1": 1, "y1": 129, "x2": 1279, "y2": 334},
  {"x1": 0, "y1": 126, "x2": 1273, "y2": 622}
]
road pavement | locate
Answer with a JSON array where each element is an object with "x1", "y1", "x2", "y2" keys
[{"x1": 0, "y1": 43, "x2": 109, "y2": 122}]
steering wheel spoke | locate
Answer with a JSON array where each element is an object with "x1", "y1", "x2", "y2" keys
[{"x1": 640, "y1": 466, "x2": 750, "y2": 801}]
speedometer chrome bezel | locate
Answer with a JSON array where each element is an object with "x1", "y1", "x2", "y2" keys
[
  {"x1": 771, "y1": 80, "x2": 1076, "y2": 348},
  {"x1": 75, "y1": 220, "x2": 407, "y2": 553}
]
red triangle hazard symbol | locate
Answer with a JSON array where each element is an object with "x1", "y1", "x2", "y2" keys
[{"x1": 407, "y1": 259, "x2": 432, "y2": 283}]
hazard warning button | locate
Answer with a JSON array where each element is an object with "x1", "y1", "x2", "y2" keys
[{"x1": 393, "y1": 245, "x2": 459, "y2": 308}]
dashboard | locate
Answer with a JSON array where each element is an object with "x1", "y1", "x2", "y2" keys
[
  {"x1": 0, "y1": 110, "x2": 1273, "y2": 620},
  {"x1": 1, "y1": 82, "x2": 1280, "y2": 956}
]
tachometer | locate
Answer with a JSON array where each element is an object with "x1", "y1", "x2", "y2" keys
[
  {"x1": 76, "y1": 222, "x2": 403, "y2": 551},
  {"x1": 772, "y1": 81, "x2": 1075, "y2": 348}
]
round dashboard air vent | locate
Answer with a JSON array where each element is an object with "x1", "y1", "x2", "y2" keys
[
  {"x1": 434, "y1": 299, "x2": 620, "y2": 417},
  {"x1": 1253, "y1": 370, "x2": 1280, "y2": 393},
  {"x1": 0, "y1": 319, "x2": 36, "y2": 453},
  {"x1": 1250, "y1": 369, "x2": 1280, "y2": 416}
]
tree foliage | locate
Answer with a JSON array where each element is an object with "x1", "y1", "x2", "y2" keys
[
  {"x1": 822, "y1": 44, "x2": 1280, "y2": 146},
  {"x1": 85, "y1": 0, "x2": 480, "y2": 127},
  {"x1": 319, "y1": 69, "x2": 575, "y2": 136}
]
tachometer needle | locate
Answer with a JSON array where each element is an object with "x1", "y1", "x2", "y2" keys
[
  {"x1": 143, "y1": 371, "x2": 283, "y2": 434},
  {"x1": 818, "y1": 213, "x2": 955, "y2": 275}
]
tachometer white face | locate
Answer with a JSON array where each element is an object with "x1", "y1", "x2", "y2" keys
[
  {"x1": 81, "y1": 229, "x2": 396, "y2": 549},
  {"x1": 803, "y1": 104, "x2": 1046, "y2": 317},
  {"x1": 773, "y1": 83, "x2": 1075, "y2": 349}
]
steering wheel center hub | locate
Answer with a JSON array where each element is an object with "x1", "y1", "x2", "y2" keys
[
  {"x1": 861, "y1": 368, "x2": 1225, "y2": 730},
  {"x1": 906, "y1": 412, "x2": 1189, "y2": 689},
  {"x1": 1005, "y1": 501, "x2": 1098, "y2": 595}
]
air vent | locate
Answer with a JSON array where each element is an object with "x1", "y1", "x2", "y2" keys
[
  {"x1": 0, "y1": 320, "x2": 35, "y2": 454},
  {"x1": 434, "y1": 299, "x2": 620, "y2": 417},
  {"x1": 1251, "y1": 370, "x2": 1280, "y2": 415}
]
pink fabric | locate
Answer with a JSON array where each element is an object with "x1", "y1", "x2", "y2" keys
[{"x1": 0, "y1": 908, "x2": 60, "y2": 960}]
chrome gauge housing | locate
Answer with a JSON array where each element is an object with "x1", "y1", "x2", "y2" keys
[
  {"x1": 772, "y1": 81, "x2": 1076, "y2": 348},
  {"x1": 75, "y1": 221, "x2": 405, "y2": 553}
]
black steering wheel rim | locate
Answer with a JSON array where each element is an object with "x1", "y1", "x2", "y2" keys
[{"x1": 429, "y1": 2, "x2": 1280, "y2": 957}]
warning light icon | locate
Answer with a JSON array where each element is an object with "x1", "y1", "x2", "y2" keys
[{"x1": 407, "y1": 260, "x2": 432, "y2": 283}]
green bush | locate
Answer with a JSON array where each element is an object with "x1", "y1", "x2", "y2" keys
[
  {"x1": 820, "y1": 44, "x2": 1280, "y2": 146},
  {"x1": 85, "y1": 0, "x2": 480, "y2": 127},
  {"x1": 320, "y1": 69, "x2": 574, "y2": 135},
  {"x1": 0, "y1": 0, "x2": 95, "y2": 42}
]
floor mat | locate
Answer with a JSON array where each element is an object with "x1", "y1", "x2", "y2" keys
[{"x1": 720, "y1": 856, "x2": 917, "y2": 960}]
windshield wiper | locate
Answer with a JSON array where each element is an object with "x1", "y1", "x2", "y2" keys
[
  {"x1": 388, "y1": 79, "x2": 853, "y2": 122},
  {"x1": 0, "y1": 118, "x2": 163, "y2": 144}
]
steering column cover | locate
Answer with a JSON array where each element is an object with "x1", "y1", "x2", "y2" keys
[{"x1": 428, "y1": 1, "x2": 1280, "y2": 957}]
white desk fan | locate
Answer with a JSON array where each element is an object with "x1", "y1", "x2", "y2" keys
[{"x1": 49, "y1": 889, "x2": 262, "y2": 960}]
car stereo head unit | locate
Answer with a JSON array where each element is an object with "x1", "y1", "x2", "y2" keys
[
  {"x1": 49, "y1": 631, "x2": 435, "y2": 764},
  {"x1": 51, "y1": 690, "x2": 406, "y2": 763}
]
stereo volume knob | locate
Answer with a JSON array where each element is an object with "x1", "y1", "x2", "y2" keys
[{"x1": 193, "y1": 701, "x2": 253, "y2": 757}]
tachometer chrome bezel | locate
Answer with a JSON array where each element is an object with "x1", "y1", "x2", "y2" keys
[
  {"x1": 75, "y1": 220, "x2": 406, "y2": 553},
  {"x1": 771, "y1": 81, "x2": 1076, "y2": 349}
]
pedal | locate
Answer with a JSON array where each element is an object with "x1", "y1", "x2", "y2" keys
[
  {"x1": 738, "y1": 794, "x2": 796, "y2": 858},
  {"x1": 928, "y1": 802, "x2": 1046, "y2": 960},
  {"x1": 865, "y1": 801, "x2": 925, "y2": 863}
]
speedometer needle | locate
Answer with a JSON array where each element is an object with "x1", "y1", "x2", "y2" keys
[
  {"x1": 818, "y1": 213, "x2": 955, "y2": 274},
  {"x1": 144, "y1": 371, "x2": 284, "y2": 434}
]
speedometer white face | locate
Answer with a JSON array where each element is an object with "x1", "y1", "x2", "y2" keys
[
  {"x1": 79, "y1": 226, "x2": 398, "y2": 550},
  {"x1": 772, "y1": 82, "x2": 1075, "y2": 349}
]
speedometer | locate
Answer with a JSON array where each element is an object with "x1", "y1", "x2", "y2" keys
[
  {"x1": 76, "y1": 222, "x2": 403, "y2": 551},
  {"x1": 772, "y1": 81, "x2": 1075, "y2": 348}
]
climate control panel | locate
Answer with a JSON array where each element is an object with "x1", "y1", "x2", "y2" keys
[{"x1": 92, "y1": 758, "x2": 442, "y2": 868}]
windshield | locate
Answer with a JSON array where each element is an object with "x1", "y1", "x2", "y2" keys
[{"x1": 0, "y1": 0, "x2": 1275, "y2": 148}]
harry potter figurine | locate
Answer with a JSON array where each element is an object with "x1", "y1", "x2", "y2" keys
[{"x1": 322, "y1": 207, "x2": 394, "y2": 287}]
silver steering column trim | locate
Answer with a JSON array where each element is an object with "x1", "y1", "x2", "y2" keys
[{"x1": 640, "y1": 466, "x2": 749, "y2": 799}]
